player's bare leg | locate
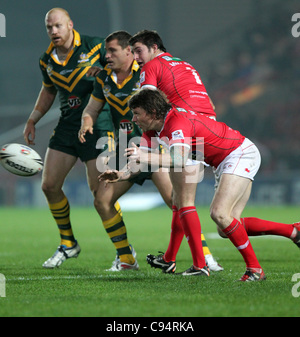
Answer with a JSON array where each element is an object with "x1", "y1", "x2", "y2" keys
[
  {"x1": 210, "y1": 174, "x2": 265, "y2": 281},
  {"x1": 151, "y1": 169, "x2": 173, "y2": 209},
  {"x1": 42, "y1": 148, "x2": 80, "y2": 268}
]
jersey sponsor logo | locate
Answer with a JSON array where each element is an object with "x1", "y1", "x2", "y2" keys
[
  {"x1": 162, "y1": 56, "x2": 182, "y2": 62},
  {"x1": 169, "y1": 62, "x2": 181, "y2": 67},
  {"x1": 119, "y1": 119, "x2": 134, "y2": 134},
  {"x1": 171, "y1": 130, "x2": 184, "y2": 140},
  {"x1": 60, "y1": 69, "x2": 74, "y2": 75},
  {"x1": 77, "y1": 52, "x2": 91, "y2": 68},
  {"x1": 140, "y1": 71, "x2": 145, "y2": 84},
  {"x1": 176, "y1": 108, "x2": 188, "y2": 113},
  {"x1": 115, "y1": 92, "x2": 129, "y2": 98},
  {"x1": 133, "y1": 81, "x2": 141, "y2": 90},
  {"x1": 46, "y1": 64, "x2": 53, "y2": 76},
  {"x1": 78, "y1": 53, "x2": 88, "y2": 62},
  {"x1": 68, "y1": 96, "x2": 82, "y2": 109},
  {"x1": 103, "y1": 84, "x2": 111, "y2": 97}
]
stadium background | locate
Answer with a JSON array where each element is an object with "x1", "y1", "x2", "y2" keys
[{"x1": 0, "y1": 0, "x2": 299, "y2": 209}]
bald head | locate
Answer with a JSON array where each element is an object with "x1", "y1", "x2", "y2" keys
[
  {"x1": 45, "y1": 8, "x2": 74, "y2": 49},
  {"x1": 45, "y1": 8, "x2": 71, "y2": 22}
]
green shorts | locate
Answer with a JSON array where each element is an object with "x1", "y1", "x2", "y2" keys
[{"x1": 49, "y1": 127, "x2": 115, "y2": 162}]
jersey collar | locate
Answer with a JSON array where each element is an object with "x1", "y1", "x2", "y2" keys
[
  {"x1": 46, "y1": 29, "x2": 81, "y2": 66},
  {"x1": 104, "y1": 59, "x2": 140, "y2": 75}
]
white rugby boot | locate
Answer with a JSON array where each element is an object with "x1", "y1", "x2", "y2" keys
[
  {"x1": 106, "y1": 244, "x2": 139, "y2": 271},
  {"x1": 42, "y1": 241, "x2": 81, "y2": 268},
  {"x1": 205, "y1": 254, "x2": 224, "y2": 271}
]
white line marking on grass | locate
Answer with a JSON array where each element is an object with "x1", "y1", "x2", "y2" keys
[
  {"x1": 6, "y1": 275, "x2": 103, "y2": 282},
  {"x1": 6, "y1": 273, "x2": 147, "y2": 282}
]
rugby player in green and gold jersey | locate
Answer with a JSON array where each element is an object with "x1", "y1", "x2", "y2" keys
[
  {"x1": 23, "y1": 8, "x2": 121, "y2": 269},
  {"x1": 79, "y1": 31, "x2": 173, "y2": 271}
]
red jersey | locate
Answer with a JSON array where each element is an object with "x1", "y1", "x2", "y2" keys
[
  {"x1": 140, "y1": 52, "x2": 216, "y2": 118},
  {"x1": 141, "y1": 107, "x2": 245, "y2": 168}
]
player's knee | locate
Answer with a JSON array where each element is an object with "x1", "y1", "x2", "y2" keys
[
  {"x1": 41, "y1": 180, "x2": 60, "y2": 196},
  {"x1": 216, "y1": 225, "x2": 228, "y2": 239},
  {"x1": 93, "y1": 195, "x2": 115, "y2": 214},
  {"x1": 93, "y1": 196, "x2": 105, "y2": 212},
  {"x1": 210, "y1": 205, "x2": 220, "y2": 223},
  {"x1": 210, "y1": 206, "x2": 227, "y2": 227}
]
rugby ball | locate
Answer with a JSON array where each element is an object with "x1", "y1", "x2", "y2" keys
[{"x1": 0, "y1": 143, "x2": 43, "y2": 176}]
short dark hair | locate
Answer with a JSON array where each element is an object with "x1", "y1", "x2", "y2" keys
[
  {"x1": 105, "y1": 30, "x2": 132, "y2": 49},
  {"x1": 129, "y1": 30, "x2": 167, "y2": 52},
  {"x1": 129, "y1": 89, "x2": 172, "y2": 120}
]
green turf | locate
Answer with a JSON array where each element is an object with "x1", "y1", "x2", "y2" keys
[{"x1": 0, "y1": 206, "x2": 299, "y2": 317}]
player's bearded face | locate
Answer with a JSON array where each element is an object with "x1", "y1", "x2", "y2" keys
[{"x1": 45, "y1": 13, "x2": 73, "y2": 47}]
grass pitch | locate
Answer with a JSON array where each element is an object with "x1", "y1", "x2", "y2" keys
[{"x1": 0, "y1": 205, "x2": 299, "y2": 317}]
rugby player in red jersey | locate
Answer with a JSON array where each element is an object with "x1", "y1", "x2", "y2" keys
[
  {"x1": 129, "y1": 30, "x2": 215, "y2": 117},
  {"x1": 100, "y1": 89, "x2": 300, "y2": 281},
  {"x1": 129, "y1": 30, "x2": 222, "y2": 272}
]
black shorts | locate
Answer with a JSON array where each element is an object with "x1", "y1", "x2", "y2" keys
[
  {"x1": 129, "y1": 170, "x2": 152, "y2": 186},
  {"x1": 48, "y1": 127, "x2": 115, "y2": 162},
  {"x1": 101, "y1": 143, "x2": 152, "y2": 185}
]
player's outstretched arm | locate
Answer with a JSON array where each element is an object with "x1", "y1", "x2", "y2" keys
[{"x1": 23, "y1": 85, "x2": 57, "y2": 145}]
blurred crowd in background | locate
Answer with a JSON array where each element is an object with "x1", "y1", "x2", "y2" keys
[{"x1": 206, "y1": 2, "x2": 300, "y2": 172}]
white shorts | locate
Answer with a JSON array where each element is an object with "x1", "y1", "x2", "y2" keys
[{"x1": 213, "y1": 138, "x2": 261, "y2": 189}]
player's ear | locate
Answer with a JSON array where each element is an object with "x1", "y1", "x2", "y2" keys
[
  {"x1": 125, "y1": 45, "x2": 132, "y2": 55},
  {"x1": 151, "y1": 44, "x2": 158, "y2": 53},
  {"x1": 68, "y1": 19, "x2": 74, "y2": 30},
  {"x1": 151, "y1": 109, "x2": 157, "y2": 119}
]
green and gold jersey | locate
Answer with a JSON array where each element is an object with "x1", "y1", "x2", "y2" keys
[
  {"x1": 91, "y1": 60, "x2": 141, "y2": 145},
  {"x1": 39, "y1": 30, "x2": 113, "y2": 131}
]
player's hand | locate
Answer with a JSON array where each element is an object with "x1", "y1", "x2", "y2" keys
[
  {"x1": 125, "y1": 142, "x2": 140, "y2": 162},
  {"x1": 86, "y1": 66, "x2": 102, "y2": 77},
  {"x1": 23, "y1": 120, "x2": 36, "y2": 145},
  {"x1": 78, "y1": 125, "x2": 93, "y2": 143},
  {"x1": 126, "y1": 143, "x2": 149, "y2": 169},
  {"x1": 98, "y1": 170, "x2": 122, "y2": 184}
]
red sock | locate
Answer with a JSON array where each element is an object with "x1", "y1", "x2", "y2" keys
[
  {"x1": 241, "y1": 217, "x2": 295, "y2": 238},
  {"x1": 223, "y1": 218, "x2": 261, "y2": 269},
  {"x1": 179, "y1": 206, "x2": 205, "y2": 269},
  {"x1": 164, "y1": 206, "x2": 184, "y2": 262}
]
